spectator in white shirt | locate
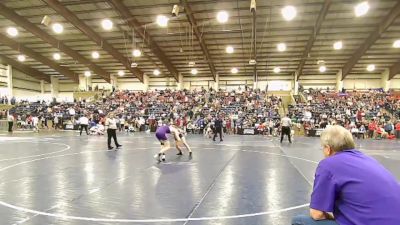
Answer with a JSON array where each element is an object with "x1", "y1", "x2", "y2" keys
[
  {"x1": 53, "y1": 116, "x2": 59, "y2": 130},
  {"x1": 119, "y1": 117, "x2": 125, "y2": 132},
  {"x1": 7, "y1": 113, "x2": 14, "y2": 132},
  {"x1": 32, "y1": 116, "x2": 39, "y2": 132}
]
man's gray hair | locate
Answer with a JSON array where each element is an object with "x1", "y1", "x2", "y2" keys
[{"x1": 320, "y1": 125, "x2": 355, "y2": 152}]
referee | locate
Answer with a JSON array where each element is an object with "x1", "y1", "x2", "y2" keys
[
  {"x1": 105, "y1": 113, "x2": 122, "y2": 150},
  {"x1": 280, "y1": 114, "x2": 292, "y2": 143},
  {"x1": 79, "y1": 114, "x2": 89, "y2": 135},
  {"x1": 213, "y1": 115, "x2": 223, "y2": 142}
]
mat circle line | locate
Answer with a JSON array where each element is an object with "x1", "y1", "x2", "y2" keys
[
  {"x1": 0, "y1": 145, "x2": 316, "y2": 223},
  {"x1": 0, "y1": 141, "x2": 71, "y2": 162}
]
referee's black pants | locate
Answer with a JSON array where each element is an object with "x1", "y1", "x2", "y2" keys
[
  {"x1": 8, "y1": 121, "x2": 13, "y2": 132},
  {"x1": 107, "y1": 129, "x2": 120, "y2": 148},
  {"x1": 281, "y1": 126, "x2": 291, "y2": 143},
  {"x1": 80, "y1": 124, "x2": 88, "y2": 135},
  {"x1": 213, "y1": 127, "x2": 223, "y2": 141}
]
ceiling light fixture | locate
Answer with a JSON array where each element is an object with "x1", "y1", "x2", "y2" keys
[
  {"x1": 172, "y1": 5, "x2": 180, "y2": 17},
  {"x1": 355, "y1": 1, "x2": 369, "y2": 17},
  {"x1": 17, "y1": 55, "x2": 25, "y2": 62},
  {"x1": 118, "y1": 70, "x2": 125, "y2": 76},
  {"x1": 217, "y1": 11, "x2": 229, "y2": 23},
  {"x1": 153, "y1": 69, "x2": 160, "y2": 76},
  {"x1": 6, "y1": 27, "x2": 18, "y2": 37},
  {"x1": 132, "y1": 49, "x2": 141, "y2": 57},
  {"x1": 226, "y1": 46, "x2": 234, "y2": 54},
  {"x1": 277, "y1": 43, "x2": 286, "y2": 52},
  {"x1": 249, "y1": 59, "x2": 257, "y2": 65},
  {"x1": 52, "y1": 23, "x2": 63, "y2": 34},
  {"x1": 273, "y1": 67, "x2": 281, "y2": 73},
  {"x1": 41, "y1": 15, "x2": 51, "y2": 27},
  {"x1": 393, "y1": 40, "x2": 400, "y2": 48},
  {"x1": 319, "y1": 65, "x2": 327, "y2": 73},
  {"x1": 191, "y1": 68, "x2": 198, "y2": 75},
  {"x1": 156, "y1": 15, "x2": 169, "y2": 27},
  {"x1": 188, "y1": 61, "x2": 195, "y2": 67},
  {"x1": 366, "y1": 64, "x2": 375, "y2": 72},
  {"x1": 101, "y1": 19, "x2": 113, "y2": 30},
  {"x1": 91, "y1": 51, "x2": 100, "y2": 59},
  {"x1": 333, "y1": 41, "x2": 343, "y2": 50},
  {"x1": 53, "y1": 53, "x2": 61, "y2": 60},
  {"x1": 84, "y1": 71, "x2": 91, "y2": 77},
  {"x1": 282, "y1": 6, "x2": 297, "y2": 21},
  {"x1": 231, "y1": 68, "x2": 238, "y2": 74}
]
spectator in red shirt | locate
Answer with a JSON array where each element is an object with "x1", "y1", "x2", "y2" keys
[
  {"x1": 368, "y1": 119, "x2": 377, "y2": 138},
  {"x1": 395, "y1": 120, "x2": 400, "y2": 139}
]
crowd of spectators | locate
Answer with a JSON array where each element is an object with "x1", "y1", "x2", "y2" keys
[
  {"x1": 289, "y1": 89, "x2": 400, "y2": 139},
  {"x1": 5, "y1": 88, "x2": 283, "y2": 135}
]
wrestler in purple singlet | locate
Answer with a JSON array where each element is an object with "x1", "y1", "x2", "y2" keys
[{"x1": 155, "y1": 125, "x2": 170, "y2": 141}]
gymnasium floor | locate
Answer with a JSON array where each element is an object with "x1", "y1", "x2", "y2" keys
[{"x1": 0, "y1": 131, "x2": 398, "y2": 225}]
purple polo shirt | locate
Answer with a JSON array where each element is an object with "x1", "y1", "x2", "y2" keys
[{"x1": 310, "y1": 149, "x2": 400, "y2": 225}]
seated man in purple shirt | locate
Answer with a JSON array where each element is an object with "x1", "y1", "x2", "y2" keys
[{"x1": 292, "y1": 125, "x2": 400, "y2": 225}]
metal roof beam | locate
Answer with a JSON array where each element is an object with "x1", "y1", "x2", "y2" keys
[
  {"x1": 341, "y1": 1, "x2": 400, "y2": 80},
  {"x1": 296, "y1": 0, "x2": 331, "y2": 81},
  {"x1": 389, "y1": 61, "x2": 400, "y2": 80},
  {"x1": 0, "y1": 2, "x2": 110, "y2": 82},
  {"x1": 0, "y1": 33, "x2": 78, "y2": 83},
  {"x1": 108, "y1": 0, "x2": 178, "y2": 81},
  {"x1": 181, "y1": 0, "x2": 217, "y2": 81},
  {"x1": 0, "y1": 54, "x2": 51, "y2": 83},
  {"x1": 44, "y1": 0, "x2": 143, "y2": 82}
]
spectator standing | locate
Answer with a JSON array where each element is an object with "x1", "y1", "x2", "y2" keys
[
  {"x1": 7, "y1": 112, "x2": 14, "y2": 132},
  {"x1": 119, "y1": 116, "x2": 125, "y2": 132},
  {"x1": 396, "y1": 120, "x2": 400, "y2": 139},
  {"x1": 32, "y1": 115, "x2": 39, "y2": 132},
  {"x1": 53, "y1": 115, "x2": 59, "y2": 130},
  {"x1": 367, "y1": 119, "x2": 377, "y2": 138}
]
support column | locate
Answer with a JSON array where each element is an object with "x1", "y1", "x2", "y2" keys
[
  {"x1": 79, "y1": 75, "x2": 86, "y2": 91},
  {"x1": 253, "y1": 80, "x2": 258, "y2": 90},
  {"x1": 177, "y1": 73, "x2": 183, "y2": 90},
  {"x1": 111, "y1": 75, "x2": 118, "y2": 90},
  {"x1": 86, "y1": 76, "x2": 92, "y2": 91},
  {"x1": 143, "y1": 74, "x2": 149, "y2": 91},
  {"x1": 381, "y1": 69, "x2": 390, "y2": 91},
  {"x1": 50, "y1": 76, "x2": 59, "y2": 98},
  {"x1": 213, "y1": 73, "x2": 219, "y2": 90},
  {"x1": 336, "y1": 69, "x2": 343, "y2": 92},
  {"x1": 6, "y1": 65, "x2": 13, "y2": 99},
  {"x1": 79, "y1": 75, "x2": 92, "y2": 91},
  {"x1": 40, "y1": 80, "x2": 45, "y2": 94},
  {"x1": 293, "y1": 72, "x2": 299, "y2": 95}
]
